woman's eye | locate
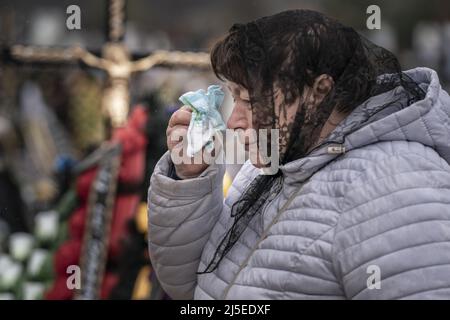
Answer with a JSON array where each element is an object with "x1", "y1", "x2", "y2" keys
[{"x1": 232, "y1": 96, "x2": 251, "y2": 108}]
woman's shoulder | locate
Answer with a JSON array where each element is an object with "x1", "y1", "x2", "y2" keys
[
  {"x1": 332, "y1": 140, "x2": 449, "y2": 176},
  {"x1": 333, "y1": 139, "x2": 450, "y2": 216},
  {"x1": 317, "y1": 139, "x2": 450, "y2": 212}
]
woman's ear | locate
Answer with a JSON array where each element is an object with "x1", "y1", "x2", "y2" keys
[{"x1": 312, "y1": 74, "x2": 334, "y2": 103}]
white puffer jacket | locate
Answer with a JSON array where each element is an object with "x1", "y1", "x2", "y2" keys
[{"x1": 148, "y1": 68, "x2": 450, "y2": 299}]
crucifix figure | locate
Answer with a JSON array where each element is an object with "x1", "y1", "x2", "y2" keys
[
  {"x1": 74, "y1": 43, "x2": 209, "y2": 127},
  {"x1": 9, "y1": 0, "x2": 210, "y2": 128}
]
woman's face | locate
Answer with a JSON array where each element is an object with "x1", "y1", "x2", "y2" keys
[
  {"x1": 225, "y1": 73, "x2": 338, "y2": 168},
  {"x1": 225, "y1": 80, "x2": 300, "y2": 168}
]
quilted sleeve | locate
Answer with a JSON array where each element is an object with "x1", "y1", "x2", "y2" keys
[
  {"x1": 147, "y1": 151, "x2": 225, "y2": 299},
  {"x1": 332, "y1": 151, "x2": 450, "y2": 299}
]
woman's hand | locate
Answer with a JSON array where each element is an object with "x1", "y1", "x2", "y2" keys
[{"x1": 166, "y1": 106, "x2": 209, "y2": 179}]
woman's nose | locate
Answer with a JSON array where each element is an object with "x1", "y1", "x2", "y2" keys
[{"x1": 227, "y1": 103, "x2": 249, "y2": 130}]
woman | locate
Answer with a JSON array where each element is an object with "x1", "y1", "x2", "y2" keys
[{"x1": 148, "y1": 10, "x2": 450, "y2": 299}]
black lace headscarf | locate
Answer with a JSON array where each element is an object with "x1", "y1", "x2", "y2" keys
[{"x1": 199, "y1": 10, "x2": 424, "y2": 273}]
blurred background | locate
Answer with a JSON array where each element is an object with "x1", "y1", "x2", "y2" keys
[{"x1": 0, "y1": 0, "x2": 449, "y2": 300}]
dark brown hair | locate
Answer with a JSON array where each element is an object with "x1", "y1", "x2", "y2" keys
[{"x1": 210, "y1": 32, "x2": 250, "y2": 89}]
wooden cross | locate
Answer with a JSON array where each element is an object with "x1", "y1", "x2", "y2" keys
[
  {"x1": 8, "y1": 0, "x2": 211, "y2": 127},
  {"x1": 4, "y1": 0, "x2": 211, "y2": 300}
]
